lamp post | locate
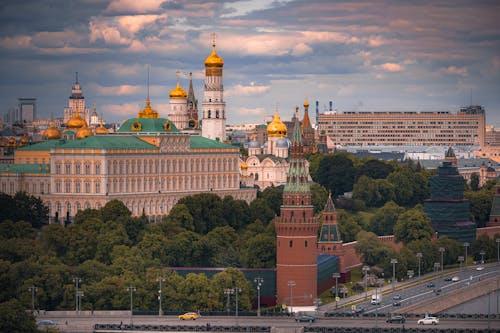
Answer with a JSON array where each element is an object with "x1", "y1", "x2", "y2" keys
[
  {"x1": 254, "y1": 277, "x2": 263, "y2": 317},
  {"x1": 464, "y1": 242, "x2": 470, "y2": 269},
  {"x1": 28, "y1": 285, "x2": 37, "y2": 314},
  {"x1": 127, "y1": 286, "x2": 136, "y2": 325},
  {"x1": 480, "y1": 250, "x2": 486, "y2": 264},
  {"x1": 390, "y1": 259, "x2": 398, "y2": 293},
  {"x1": 234, "y1": 287, "x2": 241, "y2": 317},
  {"x1": 458, "y1": 256, "x2": 464, "y2": 271},
  {"x1": 362, "y1": 265, "x2": 370, "y2": 300},
  {"x1": 416, "y1": 252, "x2": 422, "y2": 279},
  {"x1": 287, "y1": 281, "x2": 296, "y2": 315},
  {"x1": 496, "y1": 238, "x2": 500, "y2": 262},
  {"x1": 77, "y1": 291, "x2": 84, "y2": 312},
  {"x1": 157, "y1": 276, "x2": 165, "y2": 316},
  {"x1": 439, "y1": 247, "x2": 445, "y2": 274},
  {"x1": 72, "y1": 277, "x2": 82, "y2": 313},
  {"x1": 434, "y1": 262, "x2": 440, "y2": 273},
  {"x1": 332, "y1": 273, "x2": 340, "y2": 309},
  {"x1": 224, "y1": 288, "x2": 233, "y2": 316}
]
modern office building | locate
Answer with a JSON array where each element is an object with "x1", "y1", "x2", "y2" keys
[
  {"x1": 18, "y1": 98, "x2": 37, "y2": 125},
  {"x1": 317, "y1": 106, "x2": 486, "y2": 147}
]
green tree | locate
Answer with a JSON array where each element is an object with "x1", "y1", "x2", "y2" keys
[
  {"x1": 222, "y1": 196, "x2": 251, "y2": 232},
  {"x1": 465, "y1": 187, "x2": 494, "y2": 228},
  {"x1": 470, "y1": 173, "x2": 480, "y2": 191},
  {"x1": 249, "y1": 198, "x2": 275, "y2": 224},
  {"x1": 165, "y1": 204, "x2": 195, "y2": 231},
  {"x1": 101, "y1": 200, "x2": 132, "y2": 222},
  {"x1": 359, "y1": 159, "x2": 394, "y2": 179},
  {"x1": 0, "y1": 192, "x2": 48, "y2": 228},
  {"x1": 354, "y1": 231, "x2": 393, "y2": 267},
  {"x1": 205, "y1": 226, "x2": 240, "y2": 267},
  {"x1": 0, "y1": 299, "x2": 38, "y2": 333},
  {"x1": 177, "y1": 193, "x2": 226, "y2": 234},
  {"x1": 387, "y1": 168, "x2": 428, "y2": 207},
  {"x1": 394, "y1": 206, "x2": 435, "y2": 244},
  {"x1": 315, "y1": 153, "x2": 357, "y2": 196},
  {"x1": 257, "y1": 186, "x2": 283, "y2": 216},
  {"x1": 369, "y1": 201, "x2": 405, "y2": 235},
  {"x1": 210, "y1": 268, "x2": 253, "y2": 312},
  {"x1": 241, "y1": 233, "x2": 276, "y2": 268},
  {"x1": 337, "y1": 211, "x2": 362, "y2": 242},
  {"x1": 311, "y1": 183, "x2": 328, "y2": 214},
  {"x1": 178, "y1": 273, "x2": 212, "y2": 311},
  {"x1": 352, "y1": 176, "x2": 395, "y2": 207}
]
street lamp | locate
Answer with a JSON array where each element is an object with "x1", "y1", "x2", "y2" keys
[
  {"x1": 390, "y1": 259, "x2": 398, "y2": 293},
  {"x1": 77, "y1": 291, "x2": 84, "y2": 312},
  {"x1": 362, "y1": 265, "x2": 370, "y2": 300},
  {"x1": 496, "y1": 238, "x2": 500, "y2": 262},
  {"x1": 458, "y1": 256, "x2": 464, "y2": 271},
  {"x1": 287, "y1": 280, "x2": 296, "y2": 315},
  {"x1": 126, "y1": 286, "x2": 136, "y2": 325},
  {"x1": 480, "y1": 250, "x2": 486, "y2": 264},
  {"x1": 439, "y1": 247, "x2": 445, "y2": 273},
  {"x1": 234, "y1": 287, "x2": 242, "y2": 317},
  {"x1": 157, "y1": 276, "x2": 165, "y2": 316},
  {"x1": 254, "y1": 277, "x2": 264, "y2": 317},
  {"x1": 28, "y1": 285, "x2": 37, "y2": 314},
  {"x1": 72, "y1": 277, "x2": 82, "y2": 313},
  {"x1": 416, "y1": 252, "x2": 423, "y2": 278},
  {"x1": 434, "y1": 262, "x2": 440, "y2": 273},
  {"x1": 464, "y1": 242, "x2": 470, "y2": 269},
  {"x1": 224, "y1": 288, "x2": 233, "y2": 316},
  {"x1": 332, "y1": 273, "x2": 340, "y2": 309}
]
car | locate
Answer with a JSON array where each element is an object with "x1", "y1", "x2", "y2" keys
[
  {"x1": 295, "y1": 314, "x2": 316, "y2": 323},
  {"x1": 444, "y1": 276, "x2": 452, "y2": 281},
  {"x1": 392, "y1": 301, "x2": 401, "y2": 306},
  {"x1": 418, "y1": 316, "x2": 439, "y2": 325},
  {"x1": 434, "y1": 288, "x2": 442, "y2": 294},
  {"x1": 352, "y1": 305, "x2": 365, "y2": 314},
  {"x1": 451, "y1": 276, "x2": 460, "y2": 282},
  {"x1": 38, "y1": 320, "x2": 58, "y2": 327},
  {"x1": 179, "y1": 312, "x2": 200, "y2": 320},
  {"x1": 386, "y1": 315, "x2": 405, "y2": 323},
  {"x1": 392, "y1": 294, "x2": 401, "y2": 300},
  {"x1": 476, "y1": 266, "x2": 485, "y2": 271},
  {"x1": 426, "y1": 282, "x2": 435, "y2": 288}
]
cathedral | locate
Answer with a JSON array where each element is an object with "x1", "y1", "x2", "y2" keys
[{"x1": 0, "y1": 39, "x2": 256, "y2": 223}]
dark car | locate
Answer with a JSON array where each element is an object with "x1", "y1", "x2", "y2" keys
[
  {"x1": 386, "y1": 315, "x2": 405, "y2": 323},
  {"x1": 295, "y1": 314, "x2": 316, "y2": 323},
  {"x1": 434, "y1": 288, "x2": 442, "y2": 294},
  {"x1": 444, "y1": 276, "x2": 452, "y2": 281},
  {"x1": 392, "y1": 301, "x2": 401, "y2": 306},
  {"x1": 38, "y1": 320, "x2": 58, "y2": 328},
  {"x1": 426, "y1": 282, "x2": 435, "y2": 288}
]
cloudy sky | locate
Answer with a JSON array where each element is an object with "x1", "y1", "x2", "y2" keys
[{"x1": 1, "y1": 0, "x2": 499, "y2": 126}]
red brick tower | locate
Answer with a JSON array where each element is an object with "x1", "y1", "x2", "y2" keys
[{"x1": 275, "y1": 108, "x2": 319, "y2": 309}]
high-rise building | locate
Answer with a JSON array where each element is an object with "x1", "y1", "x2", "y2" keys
[
  {"x1": 274, "y1": 113, "x2": 319, "y2": 308},
  {"x1": 63, "y1": 72, "x2": 90, "y2": 127},
  {"x1": 18, "y1": 98, "x2": 37, "y2": 125},
  {"x1": 201, "y1": 37, "x2": 226, "y2": 141},
  {"x1": 317, "y1": 106, "x2": 486, "y2": 147}
]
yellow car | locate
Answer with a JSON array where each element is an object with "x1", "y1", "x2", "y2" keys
[{"x1": 178, "y1": 312, "x2": 200, "y2": 320}]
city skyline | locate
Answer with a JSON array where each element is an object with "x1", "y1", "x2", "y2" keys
[{"x1": 1, "y1": 0, "x2": 499, "y2": 126}]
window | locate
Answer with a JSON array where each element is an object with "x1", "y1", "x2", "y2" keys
[
  {"x1": 65, "y1": 181, "x2": 71, "y2": 193},
  {"x1": 40, "y1": 182, "x2": 44, "y2": 193},
  {"x1": 56, "y1": 164, "x2": 61, "y2": 174},
  {"x1": 95, "y1": 182, "x2": 100, "y2": 193},
  {"x1": 85, "y1": 164, "x2": 90, "y2": 175},
  {"x1": 56, "y1": 181, "x2": 61, "y2": 193},
  {"x1": 305, "y1": 240, "x2": 308, "y2": 248},
  {"x1": 289, "y1": 240, "x2": 293, "y2": 248},
  {"x1": 75, "y1": 182, "x2": 80, "y2": 193},
  {"x1": 95, "y1": 163, "x2": 100, "y2": 174},
  {"x1": 85, "y1": 182, "x2": 90, "y2": 193},
  {"x1": 75, "y1": 163, "x2": 81, "y2": 174},
  {"x1": 65, "y1": 164, "x2": 71, "y2": 174}
]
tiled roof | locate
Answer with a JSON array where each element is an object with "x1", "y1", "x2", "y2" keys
[
  {"x1": 55, "y1": 135, "x2": 158, "y2": 149},
  {"x1": 189, "y1": 136, "x2": 236, "y2": 149},
  {"x1": 117, "y1": 118, "x2": 179, "y2": 133},
  {"x1": 17, "y1": 139, "x2": 66, "y2": 151}
]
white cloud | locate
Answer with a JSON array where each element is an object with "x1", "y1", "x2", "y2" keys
[
  {"x1": 441, "y1": 66, "x2": 468, "y2": 76},
  {"x1": 0, "y1": 36, "x2": 32, "y2": 49},
  {"x1": 89, "y1": 18, "x2": 130, "y2": 45},
  {"x1": 106, "y1": 0, "x2": 165, "y2": 13},
  {"x1": 226, "y1": 84, "x2": 270, "y2": 97},
  {"x1": 93, "y1": 84, "x2": 143, "y2": 96},
  {"x1": 118, "y1": 14, "x2": 167, "y2": 34},
  {"x1": 234, "y1": 107, "x2": 267, "y2": 116},
  {"x1": 380, "y1": 63, "x2": 404, "y2": 72}
]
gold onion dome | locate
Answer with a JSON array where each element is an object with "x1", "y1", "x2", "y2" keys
[
  {"x1": 304, "y1": 100, "x2": 310, "y2": 107},
  {"x1": 204, "y1": 44, "x2": 224, "y2": 67},
  {"x1": 46, "y1": 122, "x2": 61, "y2": 140},
  {"x1": 76, "y1": 125, "x2": 93, "y2": 139},
  {"x1": 169, "y1": 82, "x2": 187, "y2": 99},
  {"x1": 241, "y1": 161, "x2": 248, "y2": 170},
  {"x1": 95, "y1": 121, "x2": 108, "y2": 134},
  {"x1": 137, "y1": 98, "x2": 159, "y2": 118},
  {"x1": 67, "y1": 110, "x2": 86, "y2": 129},
  {"x1": 267, "y1": 111, "x2": 287, "y2": 137}
]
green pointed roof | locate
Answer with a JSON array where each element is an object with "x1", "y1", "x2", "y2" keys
[{"x1": 117, "y1": 118, "x2": 179, "y2": 133}]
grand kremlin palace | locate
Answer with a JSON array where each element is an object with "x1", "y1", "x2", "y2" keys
[{"x1": 0, "y1": 42, "x2": 257, "y2": 223}]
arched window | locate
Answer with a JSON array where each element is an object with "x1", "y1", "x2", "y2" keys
[
  {"x1": 289, "y1": 240, "x2": 293, "y2": 248},
  {"x1": 305, "y1": 240, "x2": 308, "y2": 248}
]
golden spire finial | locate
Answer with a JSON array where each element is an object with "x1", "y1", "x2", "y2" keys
[{"x1": 211, "y1": 32, "x2": 216, "y2": 48}]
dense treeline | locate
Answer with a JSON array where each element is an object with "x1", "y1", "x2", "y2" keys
[{"x1": 0, "y1": 152, "x2": 498, "y2": 319}]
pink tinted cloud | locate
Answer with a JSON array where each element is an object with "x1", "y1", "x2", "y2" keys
[
  {"x1": 381, "y1": 63, "x2": 404, "y2": 72},
  {"x1": 441, "y1": 66, "x2": 468, "y2": 76},
  {"x1": 106, "y1": 0, "x2": 164, "y2": 13},
  {"x1": 226, "y1": 84, "x2": 270, "y2": 97}
]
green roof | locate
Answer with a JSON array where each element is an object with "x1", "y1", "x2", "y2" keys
[
  {"x1": 490, "y1": 193, "x2": 500, "y2": 217},
  {"x1": 17, "y1": 139, "x2": 67, "y2": 151},
  {"x1": 0, "y1": 163, "x2": 50, "y2": 174},
  {"x1": 117, "y1": 118, "x2": 179, "y2": 133},
  {"x1": 190, "y1": 136, "x2": 236, "y2": 149},
  {"x1": 56, "y1": 135, "x2": 158, "y2": 150}
]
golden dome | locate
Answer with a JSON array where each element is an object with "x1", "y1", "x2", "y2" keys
[
  {"x1": 304, "y1": 100, "x2": 310, "y2": 108},
  {"x1": 267, "y1": 111, "x2": 287, "y2": 137},
  {"x1": 76, "y1": 125, "x2": 93, "y2": 139},
  {"x1": 67, "y1": 109, "x2": 87, "y2": 129},
  {"x1": 95, "y1": 121, "x2": 108, "y2": 134},
  {"x1": 138, "y1": 98, "x2": 159, "y2": 118},
  {"x1": 169, "y1": 82, "x2": 187, "y2": 99},
  {"x1": 241, "y1": 161, "x2": 248, "y2": 170},
  {"x1": 20, "y1": 136, "x2": 29, "y2": 145},
  {"x1": 205, "y1": 46, "x2": 224, "y2": 67},
  {"x1": 46, "y1": 122, "x2": 61, "y2": 139}
]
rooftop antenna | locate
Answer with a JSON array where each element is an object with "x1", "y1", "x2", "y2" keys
[
  {"x1": 470, "y1": 88, "x2": 472, "y2": 106},
  {"x1": 75, "y1": 71, "x2": 79, "y2": 83}
]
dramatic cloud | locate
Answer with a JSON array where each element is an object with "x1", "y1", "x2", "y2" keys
[
  {"x1": 226, "y1": 83, "x2": 270, "y2": 97},
  {"x1": 380, "y1": 63, "x2": 404, "y2": 72}
]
